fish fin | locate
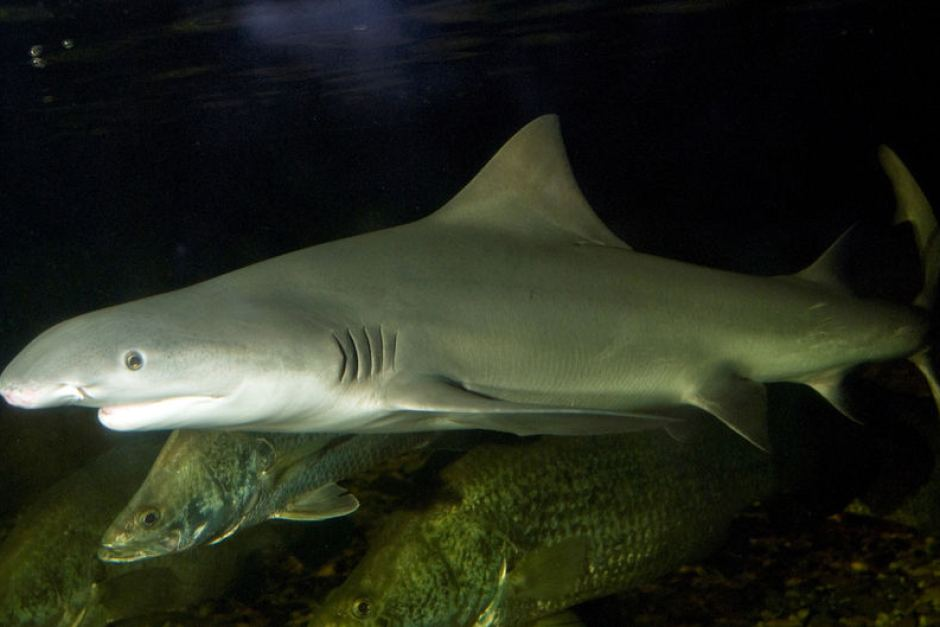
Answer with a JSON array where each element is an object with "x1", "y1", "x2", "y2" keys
[
  {"x1": 438, "y1": 412, "x2": 680, "y2": 437},
  {"x1": 880, "y1": 145, "x2": 939, "y2": 309},
  {"x1": 910, "y1": 349, "x2": 940, "y2": 414},
  {"x1": 527, "y1": 611, "x2": 586, "y2": 627},
  {"x1": 510, "y1": 537, "x2": 590, "y2": 600},
  {"x1": 428, "y1": 115, "x2": 630, "y2": 249},
  {"x1": 792, "y1": 226, "x2": 855, "y2": 294},
  {"x1": 687, "y1": 373, "x2": 770, "y2": 452},
  {"x1": 804, "y1": 370, "x2": 863, "y2": 424},
  {"x1": 663, "y1": 418, "x2": 696, "y2": 443},
  {"x1": 384, "y1": 376, "x2": 678, "y2": 436},
  {"x1": 272, "y1": 483, "x2": 359, "y2": 522}
]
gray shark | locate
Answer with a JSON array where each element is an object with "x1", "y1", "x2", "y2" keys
[{"x1": 0, "y1": 116, "x2": 935, "y2": 450}]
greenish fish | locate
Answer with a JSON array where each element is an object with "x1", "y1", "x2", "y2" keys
[
  {"x1": 99, "y1": 430, "x2": 435, "y2": 562},
  {"x1": 315, "y1": 425, "x2": 774, "y2": 626},
  {"x1": 0, "y1": 434, "x2": 275, "y2": 626}
]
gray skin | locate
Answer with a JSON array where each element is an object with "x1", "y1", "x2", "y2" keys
[
  {"x1": 0, "y1": 116, "x2": 933, "y2": 451},
  {"x1": 99, "y1": 430, "x2": 434, "y2": 562},
  {"x1": 314, "y1": 424, "x2": 774, "y2": 626}
]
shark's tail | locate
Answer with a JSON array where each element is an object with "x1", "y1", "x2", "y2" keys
[{"x1": 879, "y1": 146, "x2": 940, "y2": 410}]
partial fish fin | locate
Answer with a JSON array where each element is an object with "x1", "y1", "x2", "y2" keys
[
  {"x1": 510, "y1": 537, "x2": 590, "y2": 600},
  {"x1": 662, "y1": 416, "x2": 698, "y2": 443},
  {"x1": 271, "y1": 483, "x2": 359, "y2": 522},
  {"x1": 438, "y1": 412, "x2": 682, "y2": 437},
  {"x1": 686, "y1": 373, "x2": 770, "y2": 452},
  {"x1": 383, "y1": 376, "x2": 680, "y2": 436},
  {"x1": 910, "y1": 350, "x2": 940, "y2": 414},
  {"x1": 792, "y1": 226, "x2": 855, "y2": 294},
  {"x1": 528, "y1": 611, "x2": 586, "y2": 627},
  {"x1": 804, "y1": 370, "x2": 862, "y2": 424},
  {"x1": 881, "y1": 147, "x2": 940, "y2": 411},
  {"x1": 879, "y1": 145, "x2": 939, "y2": 309},
  {"x1": 475, "y1": 558, "x2": 509, "y2": 627},
  {"x1": 428, "y1": 115, "x2": 630, "y2": 249}
]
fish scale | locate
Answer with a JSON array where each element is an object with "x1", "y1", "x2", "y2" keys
[{"x1": 315, "y1": 425, "x2": 773, "y2": 626}]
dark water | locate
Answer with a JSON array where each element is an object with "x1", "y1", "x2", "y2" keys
[{"x1": 1, "y1": 0, "x2": 939, "y2": 623}]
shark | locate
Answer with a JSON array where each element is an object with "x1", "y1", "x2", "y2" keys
[{"x1": 1, "y1": 115, "x2": 936, "y2": 451}]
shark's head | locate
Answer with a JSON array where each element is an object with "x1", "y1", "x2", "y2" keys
[
  {"x1": 98, "y1": 430, "x2": 276, "y2": 562},
  {"x1": 0, "y1": 286, "x2": 345, "y2": 430}
]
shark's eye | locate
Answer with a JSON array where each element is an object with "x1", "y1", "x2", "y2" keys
[
  {"x1": 136, "y1": 508, "x2": 160, "y2": 527},
  {"x1": 124, "y1": 351, "x2": 144, "y2": 371},
  {"x1": 351, "y1": 597, "x2": 371, "y2": 619}
]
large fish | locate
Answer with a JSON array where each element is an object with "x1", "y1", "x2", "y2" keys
[
  {"x1": 0, "y1": 435, "x2": 275, "y2": 626},
  {"x1": 99, "y1": 430, "x2": 434, "y2": 562},
  {"x1": 1, "y1": 117, "x2": 935, "y2": 450},
  {"x1": 314, "y1": 425, "x2": 774, "y2": 626}
]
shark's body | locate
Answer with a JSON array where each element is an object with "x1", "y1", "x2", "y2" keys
[{"x1": 0, "y1": 116, "x2": 934, "y2": 449}]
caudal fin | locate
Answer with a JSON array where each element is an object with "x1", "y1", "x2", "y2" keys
[
  {"x1": 879, "y1": 146, "x2": 939, "y2": 309},
  {"x1": 879, "y1": 146, "x2": 940, "y2": 411}
]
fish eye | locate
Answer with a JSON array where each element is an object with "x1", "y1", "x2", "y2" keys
[
  {"x1": 351, "y1": 597, "x2": 371, "y2": 619},
  {"x1": 124, "y1": 350, "x2": 144, "y2": 371},
  {"x1": 136, "y1": 508, "x2": 160, "y2": 527},
  {"x1": 255, "y1": 438, "x2": 276, "y2": 473}
]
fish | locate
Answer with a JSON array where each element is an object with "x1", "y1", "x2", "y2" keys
[
  {"x1": 1, "y1": 116, "x2": 936, "y2": 450},
  {"x1": 0, "y1": 436, "x2": 163, "y2": 626},
  {"x1": 313, "y1": 424, "x2": 774, "y2": 626},
  {"x1": 99, "y1": 429, "x2": 434, "y2": 562},
  {"x1": 0, "y1": 434, "x2": 276, "y2": 626}
]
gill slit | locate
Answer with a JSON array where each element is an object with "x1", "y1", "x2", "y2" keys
[{"x1": 333, "y1": 326, "x2": 398, "y2": 384}]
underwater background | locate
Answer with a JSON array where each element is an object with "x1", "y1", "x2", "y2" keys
[{"x1": 2, "y1": 0, "x2": 940, "y2": 625}]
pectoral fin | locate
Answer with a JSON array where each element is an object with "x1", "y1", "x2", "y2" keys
[
  {"x1": 271, "y1": 483, "x2": 359, "y2": 522},
  {"x1": 384, "y1": 376, "x2": 681, "y2": 436},
  {"x1": 687, "y1": 373, "x2": 770, "y2": 452},
  {"x1": 510, "y1": 537, "x2": 590, "y2": 600}
]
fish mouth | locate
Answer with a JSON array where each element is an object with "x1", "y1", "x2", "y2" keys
[
  {"x1": 98, "y1": 529, "x2": 184, "y2": 563},
  {"x1": 98, "y1": 395, "x2": 222, "y2": 430},
  {"x1": 97, "y1": 542, "x2": 167, "y2": 563}
]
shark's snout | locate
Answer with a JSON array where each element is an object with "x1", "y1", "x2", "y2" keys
[{"x1": 0, "y1": 382, "x2": 85, "y2": 408}]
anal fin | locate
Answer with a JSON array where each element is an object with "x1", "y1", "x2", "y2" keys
[{"x1": 804, "y1": 369, "x2": 863, "y2": 424}]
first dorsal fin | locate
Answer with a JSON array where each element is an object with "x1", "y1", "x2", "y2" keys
[{"x1": 428, "y1": 115, "x2": 630, "y2": 249}]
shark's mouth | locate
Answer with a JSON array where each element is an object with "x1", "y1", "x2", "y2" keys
[{"x1": 98, "y1": 396, "x2": 222, "y2": 430}]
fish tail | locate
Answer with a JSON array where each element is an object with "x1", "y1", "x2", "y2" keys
[
  {"x1": 879, "y1": 145, "x2": 939, "y2": 309},
  {"x1": 879, "y1": 145, "x2": 940, "y2": 410}
]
